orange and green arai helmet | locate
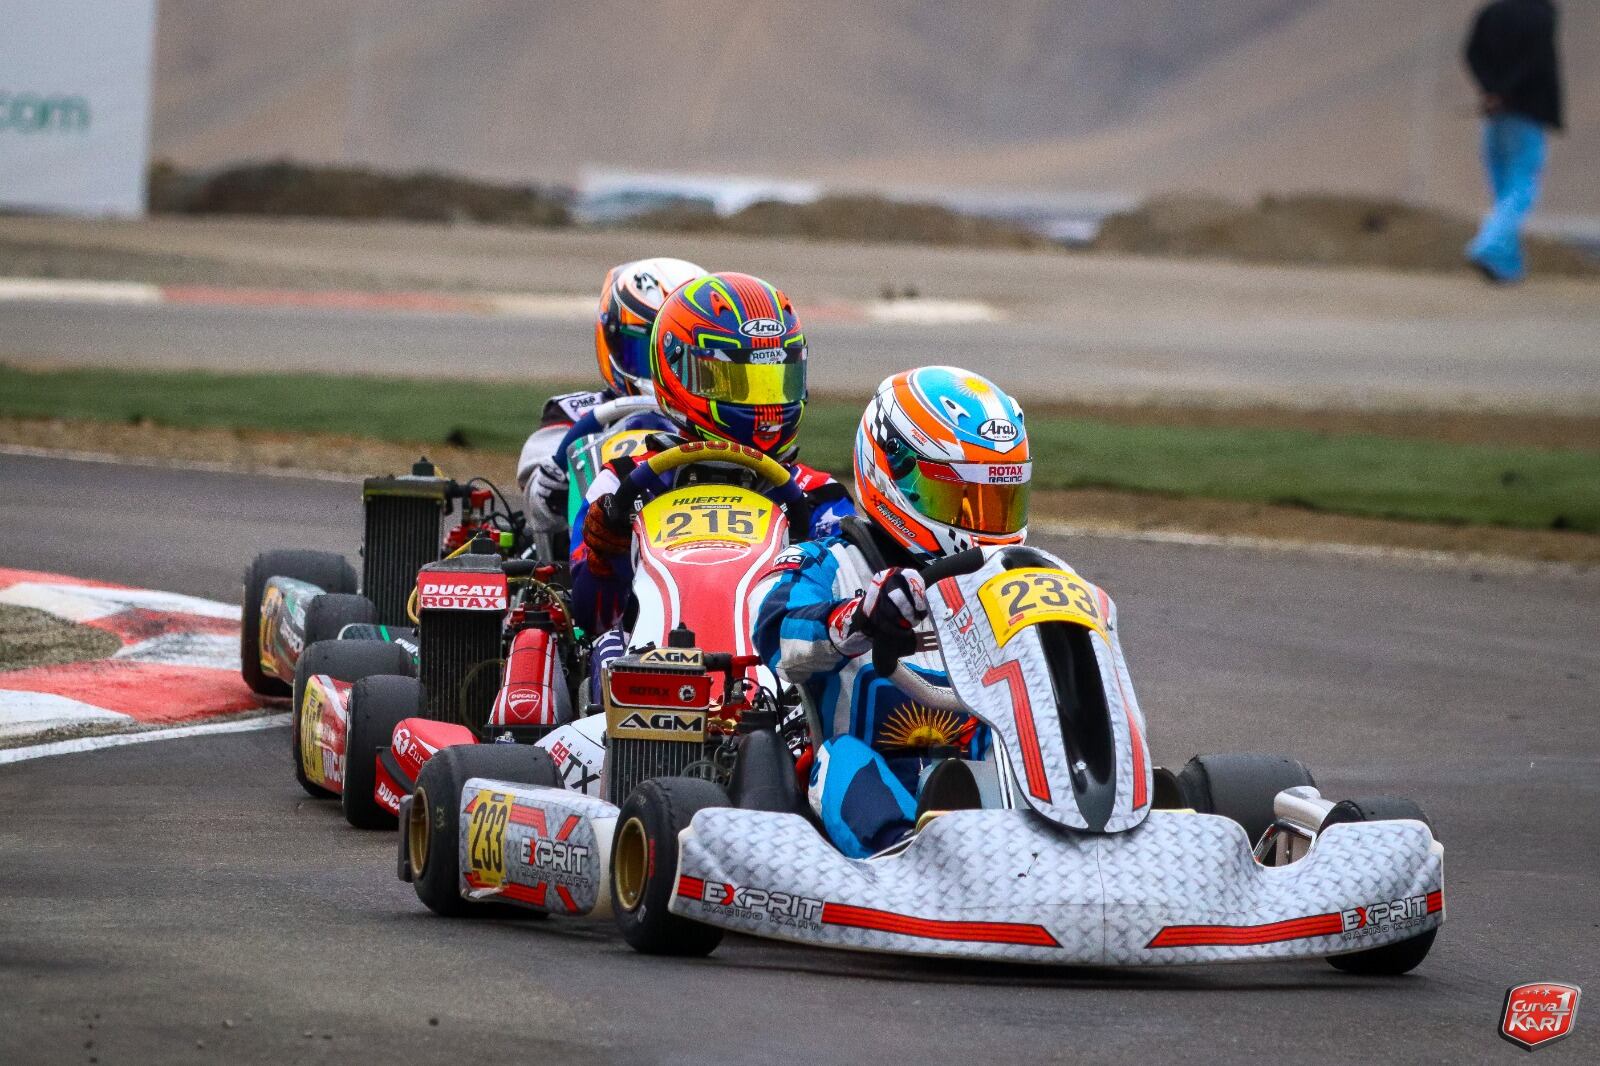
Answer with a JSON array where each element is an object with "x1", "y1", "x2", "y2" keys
[
  {"x1": 595, "y1": 257, "x2": 707, "y2": 396},
  {"x1": 647, "y1": 272, "x2": 808, "y2": 457},
  {"x1": 854, "y1": 367, "x2": 1030, "y2": 561}
]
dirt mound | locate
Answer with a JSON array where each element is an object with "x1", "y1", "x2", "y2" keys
[
  {"x1": 624, "y1": 195, "x2": 1047, "y2": 250},
  {"x1": 150, "y1": 160, "x2": 571, "y2": 227},
  {"x1": 1093, "y1": 193, "x2": 1598, "y2": 276}
]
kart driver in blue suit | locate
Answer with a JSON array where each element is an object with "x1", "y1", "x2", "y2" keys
[{"x1": 755, "y1": 367, "x2": 1034, "y2": 858}]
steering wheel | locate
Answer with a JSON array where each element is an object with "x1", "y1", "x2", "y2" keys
[
  {"x1": 871, "y1": 548, "x2": 986, "y2": 712},
  {"x1": 610, "y1": 441, "x2": 814, "y2": 542}
]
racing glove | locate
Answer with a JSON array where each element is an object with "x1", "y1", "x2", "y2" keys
[
  {"x1": 523, "y1": 459, "x2": 569, "y2": 534},
  {"x1": 828, "y1": 567, "x2": 928, "y2": 658},
  {"x1": 581, "y1": 493, "x2": 632, "y2": 576}
]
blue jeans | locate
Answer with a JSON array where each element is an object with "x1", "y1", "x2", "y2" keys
[{"x1": 1467, "y1": 114, "x2": 1546, "y2": 283}]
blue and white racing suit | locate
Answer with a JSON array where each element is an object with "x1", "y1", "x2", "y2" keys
[{"x1": 754, "y1": 527, "x2": 988, "y2": 858}]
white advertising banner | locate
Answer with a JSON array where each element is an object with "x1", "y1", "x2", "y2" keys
[{"x1": 0, "y1": 0, "x2": 158, "y2": 217}]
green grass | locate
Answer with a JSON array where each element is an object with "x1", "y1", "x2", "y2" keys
[{"x1": 4, "y1": 363, "x2": 1597, "y2": 533}]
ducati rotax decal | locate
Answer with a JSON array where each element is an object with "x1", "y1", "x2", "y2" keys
[
  {"x1": 639, "y1": 486, "x2": 774, "y2": 550},
  {"x1": 976, "y1": 567, "x2": 1106, "y2": 647},
  {"x1": 417, "y1": 572, "x2": 508, "y2": 611}
]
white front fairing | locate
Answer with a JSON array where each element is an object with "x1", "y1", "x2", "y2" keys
[{"x1": 670, "y1": 807, "x2": 1444, "y2": 966}]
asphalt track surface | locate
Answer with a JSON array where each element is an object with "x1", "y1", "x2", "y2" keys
[
  {"x1": 6, "y1": 297, "x2": 1600, "y2": 411},
  {"x1": 2, "y1": 453, "x2": 1597, "y2": 1065}
]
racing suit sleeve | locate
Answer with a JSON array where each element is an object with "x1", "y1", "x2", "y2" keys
[
  {"x1": 568, "y1": 466, "x2": 632, "y2": 633},
  {"x1": 754, "y1": 541, "x2": 856, "y2": 682}
]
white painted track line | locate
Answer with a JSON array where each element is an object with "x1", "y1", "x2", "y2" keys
[{"x1": 0, "y1": 713, "x2": 288, "y2": 765}]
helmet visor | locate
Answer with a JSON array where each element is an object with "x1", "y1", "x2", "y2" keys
[
  {"x1": 677, "y1": 345, "x2": 807, "y2": 405},
  {"x1": 895, "y1": 459, "x2": 1030, "y2": 536}
]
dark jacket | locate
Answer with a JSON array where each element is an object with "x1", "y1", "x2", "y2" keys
[{"x1": 1465, "y1": 0, "x2": 1564, "y2": 130}]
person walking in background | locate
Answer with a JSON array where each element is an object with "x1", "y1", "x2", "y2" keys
[{"x1": 1463, "y1": 0, "x2": 1564, "y2": 284}]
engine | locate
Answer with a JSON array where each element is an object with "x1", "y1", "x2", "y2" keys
[{"x1": 600, "y1": 642, "x2": 717, "y2": 805}]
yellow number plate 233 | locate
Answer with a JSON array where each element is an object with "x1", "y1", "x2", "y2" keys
[
  {"x1": 641, "y1": 486, "x2": 774, "y2": 549},
  {"x1": 976, "y1": 567, "x2": 1107, "y2": 647},
  {"x1": 466, "y1": 788, "x2": 511, "y2": 889}
]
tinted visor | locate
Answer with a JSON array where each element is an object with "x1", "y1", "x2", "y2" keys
[
  {"x1": 675, "y1": 344, "x2": 807, "y2": 405},
  {"x1": 895, "y1": 459, "x2": 1029, "y2": 536}
]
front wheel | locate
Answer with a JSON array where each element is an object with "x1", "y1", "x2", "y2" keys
[
  {"x1": 1321, "y1": 797, "x2": 1439, "y2": 976},
  {"x1": 1175, "y1": 753, "x2": 1316, "y2": 848},
  {"x1": 611, "y1": 777, "x2": 728, "y2": 957}
]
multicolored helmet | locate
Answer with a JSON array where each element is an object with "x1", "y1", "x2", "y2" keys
[
  {"x1": 854, "y1": 367, "x2": 1030, "y2": 561},
  {"x1": 648, "y1": 272, "x2": 808, "y2": 456},
  {"x1": 595, "y1": 257, "x2": 706, "y2": 395}
]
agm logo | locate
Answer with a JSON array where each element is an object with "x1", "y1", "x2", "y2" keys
[{"x1": 616, "y1": 712, "x2": 702, "y2": 733}]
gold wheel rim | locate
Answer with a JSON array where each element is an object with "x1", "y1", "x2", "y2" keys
[
  {"x1": 614, "y1": 816, "x2": 649, "y2": 912},
  {"x1": 408, "y1": 785, "x2": 431, "y2": 880}
]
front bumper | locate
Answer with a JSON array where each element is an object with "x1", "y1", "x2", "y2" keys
[{"x1": 669, "y1": 808, "x2": 1443, "y2": 966}]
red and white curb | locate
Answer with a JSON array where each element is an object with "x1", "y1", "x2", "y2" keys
[
  {"x1": 0, "y1": 276, "x2": 1000, "y2": 324},
  {"x1": 0, "y1": 567, "x2": 262, "y2": 744}
]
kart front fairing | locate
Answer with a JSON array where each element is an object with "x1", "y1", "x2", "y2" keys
[
  {"x1": 669, "y1": 806, "x2": 1443, "y2": 966},
  {"x1": 663, "y1": 549, "x2": 1444, "y2": 965}
]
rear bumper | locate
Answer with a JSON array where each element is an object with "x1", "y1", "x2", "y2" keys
[{"x1": 669, "y1": 808, "x2": 1443, "y2": 966}]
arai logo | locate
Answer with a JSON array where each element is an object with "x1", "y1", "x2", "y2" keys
[
  {"x1": 978, "y1": 418, "x2": 1018, "y2": 443},
  {"x1": 740, "y1": 318, "x2": 783, "y2": 338}
]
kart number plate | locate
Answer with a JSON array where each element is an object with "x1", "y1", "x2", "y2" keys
[
  {"x1": 466, "y1": 789, "x2": 511, "y2": 889},
  {"x1": 643, "y1": 487, "x2": 774, "y2": 549},
  {"x1": 977, "y1": 567, "x2": 1106, "y2": 647},
  {"x1": 599, "y1": 430, "x2": 655, "y2": 465}
]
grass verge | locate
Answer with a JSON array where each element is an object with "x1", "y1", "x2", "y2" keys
[{"x1": 3, "y1": 363, "x2": 1597, "y2": 534}]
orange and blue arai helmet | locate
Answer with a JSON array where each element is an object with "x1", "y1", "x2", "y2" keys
[
  {"x1": 648, "y1": 272, "x2": 807, "y2": 457},
  {"x1": 854, "y1": 367, "x2": 1030, "y2": 561},
  {"x1": 595, "y1": 257, "x2": 706, "y2": 396}
]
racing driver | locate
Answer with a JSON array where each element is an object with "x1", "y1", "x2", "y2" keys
[
  {"x1": 516, "y1": 257, "x2": 706, "y2": 543},
  {"x1": 754, "y1": 366, "x2": 1035, "y2": 858},
  {"x1": 571, "y1": 271, "x2": 853, "y2": 634}
]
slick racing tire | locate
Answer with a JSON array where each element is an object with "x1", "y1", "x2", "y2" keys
[
  {"x1": 342, "y1": 675, "x2": 426, "y2": 830},
  {"x1": 409, "y1": 744, "x2": 560, "y2": 918},
  {"x1": 1176, "y1": 753, "x2": 1316, "y2": 849},
  {"x1": 611, "y1": 777, "x2": 729, "y2": 957},
  {"x1": 242, "y1": 549, "x2": 357, "y2": 697},
  {"x1": 292, "y1": 639, "x2": 412, "y2": 799},
  {"x1": 1321, "y1": 797, "x2": 1438, "y2": 976},
  {"x1": 304, "y1": 593, "x2": 380, "y2": 647}
]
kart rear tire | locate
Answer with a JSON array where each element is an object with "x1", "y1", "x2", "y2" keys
[
  {"x1": 304, "y1": 593, "x2": 380, "y2": 647},
  {"x1": 342, "y1": 675, "x2": 426, "y2": 830},
  {"x1": 291, "y1": 639, "x2": 412, "y2": 800},
  {"x1": 242, "y1": 549, "x2": 357, "y2": 697},
  {"x1": 1321, "y1": 797, "x2": 1438, "y2": 976},
  {"x1": 611, "y1": 777, "x2": 728, "y2": 957},
  {"x1": 409, "y1": 744, "x2": 560, "y2": 918},
  {"x1": 1176, "y1": 753, "x2": 1316, "y2": 848}
]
